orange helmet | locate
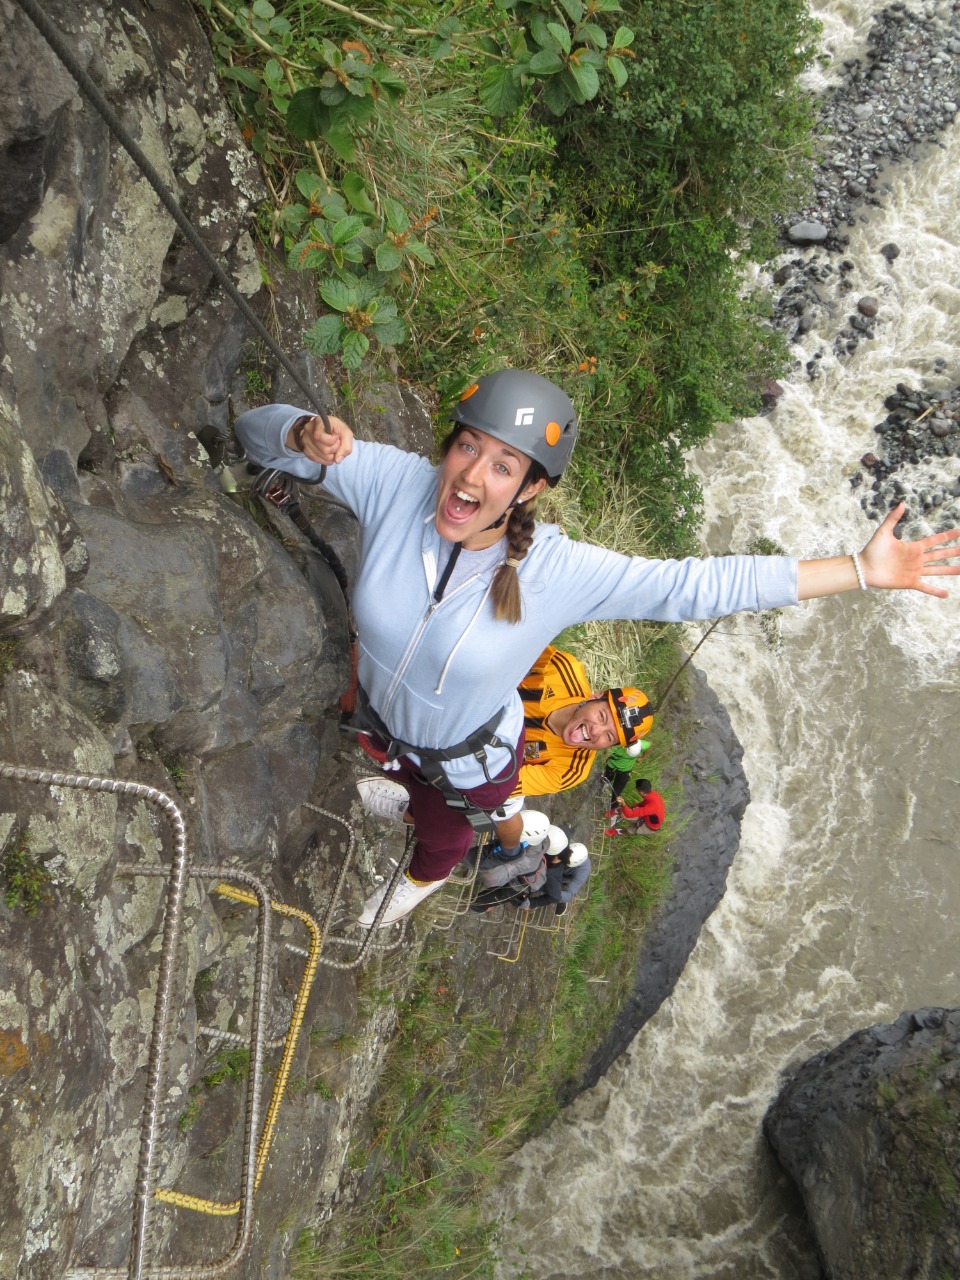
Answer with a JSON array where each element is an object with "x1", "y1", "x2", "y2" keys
[{"x1": 605, "y1": 687, "x2": 654, "y2": 747}]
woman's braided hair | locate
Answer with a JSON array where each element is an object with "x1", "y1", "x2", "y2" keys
[
  {"x1": 490, "y1": 499, "x2": 538, "y2": 623},
  {"x1": 440, "y1": 426, "x2": 546, "y2": 625}
]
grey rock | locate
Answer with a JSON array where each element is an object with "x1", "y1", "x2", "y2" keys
[
  {"x1": 766, "y1": 1008, "x2": 960, "y2": 1280},
  {"x1": 0, "y1": 404, "x2": 71, "y2": 631},
  {"x1": 857, "y1": 295, "x2": 879, "y2": 317},
  {"x1": 574, "y1": 668, "x2": 751, "y2": 1087},
  {"x1": 0, "y1": 0, "x2": 81, "y2": 243},
  {"x1": 787, "y1": 221, "x2": 829, "y2": 244}
]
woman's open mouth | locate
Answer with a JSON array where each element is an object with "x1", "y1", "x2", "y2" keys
[{"x1": 443, "y1": 488, "x2": 480, "y2": 522}]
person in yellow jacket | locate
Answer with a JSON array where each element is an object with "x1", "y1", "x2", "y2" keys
[
  {"x1": 513, "y1": 645, "x2": 653, "y2": 800},
  {"x1": 358, "y1": 645, "x2": 653, "y2": 832}
]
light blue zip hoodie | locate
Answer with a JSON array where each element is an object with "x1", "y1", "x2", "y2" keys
[{"x1": 234, "y1": 404, "x2": 798, "y2": 788}]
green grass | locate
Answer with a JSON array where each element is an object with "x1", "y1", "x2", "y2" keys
[
  {"x1": 202, "y1": 1045, "x2": 251, "y2": 1088},
  {"x1": 178, "y1": 1092, "x2": 203, "y2": 1133},
  {"x1": 0, "y1": 638, "x2": 19, "y2": 678}
]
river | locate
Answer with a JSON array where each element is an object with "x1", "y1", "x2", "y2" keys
[{"x1": 491, "y1": 3, "x2": 960, "y2": 1276}]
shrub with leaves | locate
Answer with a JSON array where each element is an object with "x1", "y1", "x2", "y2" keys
[
  {"x1": 306, "y1": 277, "x2": 406, "y2": 369},
  {"x1": 2, "y1": 829, "x2": 52, "y2": 918},
  {"x1": 286, "y1": 38, "x2": 406, "y2": 163},
  {"x1": 480, "y1": 0, "x2": 634, "y2": 116}
]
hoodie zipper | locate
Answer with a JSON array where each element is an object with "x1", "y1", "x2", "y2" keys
[{"x1": 379, "y1": 559, "x2": 500, "y2": 721}]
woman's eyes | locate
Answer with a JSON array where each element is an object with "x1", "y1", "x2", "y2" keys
[{"x1": 460, "y1": 441, "x2": 512, "y2": 475}]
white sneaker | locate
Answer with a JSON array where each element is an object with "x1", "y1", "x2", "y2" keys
[
  {"x1": 357, "y1": 872, "x2": 448, "y2": 927},
  {"x1": 356, "y1": 775, "x2": 410, "y2": 824}
]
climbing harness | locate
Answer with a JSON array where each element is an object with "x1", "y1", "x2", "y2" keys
[
  {"x1": 250, "y1": 466, "x2": 351, "y2": 598},
  {"x1": 349, "y1": 686, "x2": 517, "y2": 835}
]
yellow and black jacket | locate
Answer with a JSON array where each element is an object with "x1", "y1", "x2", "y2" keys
[{"x1": 512, "y1": 645, "x2": 595, "y2": 798}]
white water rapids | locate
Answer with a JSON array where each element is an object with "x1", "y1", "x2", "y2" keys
[{"x1": 491, "y1": 4, "x2": 960, "y2": 1276}]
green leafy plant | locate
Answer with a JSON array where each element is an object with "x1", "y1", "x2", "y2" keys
[
  {"x1": 178, "y1": 1091, "x2": 203, "y2": 1133},
  {"x1": 286, "y1": 37, "x2": 406, "y2": 162},
  {"x1": 480, "y1": 0, "x2": 634, "y2": 117},
  {"x1": 282, "y1": 174, "x2": 434, "y2": 368},
  {"x1": 0, "y1": 638, "x2": 19, "y2": 678},
  {"x1": 305, "y1": 276, "x2": 406, "y2": 369},
  {"x1": 193, "y1": 964, "x2": 220, "y2": 1000},
  {"x1": 2, "y1": 829, "x2": 53, "y2": 918}
]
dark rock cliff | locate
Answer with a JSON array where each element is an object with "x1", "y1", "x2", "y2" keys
[
  {"x1": 0, "y1": 2, "x2": 392, "y2": 1274},
  {"x1": 765, "y1": 1007, "x2": 960, "y2": 1280},
  {"x1": 572, "y1": 665, "x2": 751, "y2": 1091}
]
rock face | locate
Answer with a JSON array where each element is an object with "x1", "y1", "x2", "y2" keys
[
  {"x1": 765, "y1": 1008, "x2": 960, "y2": 1280},
  {"x1": 0, "y1": 2, "x2": 378, "y2": 1276}
]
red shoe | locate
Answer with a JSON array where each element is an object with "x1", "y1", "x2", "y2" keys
[
  {"x1": 604, "y1": 807, "x2": 618, "y2": 820},
  {"x1": 604, "y1": 826, "x2": 622, "y2": 838}
]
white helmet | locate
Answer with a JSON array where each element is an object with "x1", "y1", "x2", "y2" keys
[
  {"x1": 625, "y1": 740, "x2": 646, "y2": 759},
  {"x1": 520, "y1": 810, "x2": 551, "y2": 845},
  {"x1": 546, "y1": 824, "x2": 568, "y2": 858},
  {"x1": 567, "y1": 842, "x2": 589, "y2": 868}
]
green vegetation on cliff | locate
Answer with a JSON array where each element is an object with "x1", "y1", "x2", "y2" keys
[{"x1": 198, "y1": 0, "x2": 816, "y2": 553}]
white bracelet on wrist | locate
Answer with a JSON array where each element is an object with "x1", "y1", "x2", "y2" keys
[{"x1": 851, "y1": 550, "x2": 867, "y2": 590}]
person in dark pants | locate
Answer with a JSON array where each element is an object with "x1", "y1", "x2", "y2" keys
[
  {"x1": 527, "y1": 841, "x2": 591, "y2": 915},
  {"x1": 603, "y1": 739, "x2": 649, "y2": 812}
]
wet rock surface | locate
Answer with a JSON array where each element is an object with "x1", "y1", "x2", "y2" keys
[
  {"x1": 852, "y1": 381, "x2": 960, "y2": 528},
  {"x1": 568, "y1": 668, "x2": 750, "y2": 1092},
  {"x1": 0, "y1": 2, "x2": 366, "y2": 1275},
  {"x1": 765, "y1": 1008, "x2": 960, "y2": 1280}
]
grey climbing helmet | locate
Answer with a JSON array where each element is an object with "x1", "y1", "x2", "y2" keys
[{"x1": 451, "y1": 370, "x2": 578, "y2": 484}]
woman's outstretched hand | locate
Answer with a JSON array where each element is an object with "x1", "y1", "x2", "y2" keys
[
  {"x1": 860, "y1": 502, "x2": 960, "y2": 598},
  {"x1": 797, "y1": 502, "x2": 960, "y2": 600},
  {"x1": 287, "y1": 413, "x2": 354, "y2": 466}
]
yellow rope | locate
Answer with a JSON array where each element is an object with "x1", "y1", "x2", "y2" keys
[{"x1": 155, "y1": 885, "x2": 322, "y2": 1216}]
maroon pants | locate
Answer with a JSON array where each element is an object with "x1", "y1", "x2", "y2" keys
[{"x1": 394, "y1": 733, "x2": 523, "y2": 882}]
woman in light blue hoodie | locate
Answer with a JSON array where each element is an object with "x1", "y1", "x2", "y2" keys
[{"x1": 234, "y1": 370, "x2": 959, "y2": 927}]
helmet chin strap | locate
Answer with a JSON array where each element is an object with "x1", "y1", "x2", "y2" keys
[
  {"x1": 435, "y1": 466, "x2": 533, "y2": 601},
  {"x1": 481, "y1": 465, "x2": 533, "y2": 533}
]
